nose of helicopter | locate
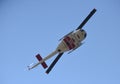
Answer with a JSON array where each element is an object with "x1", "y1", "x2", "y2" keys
[{"x1": 81, "y1": 29, "x2": 87, "y2": 39}]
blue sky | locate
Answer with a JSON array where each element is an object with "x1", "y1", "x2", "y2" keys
[{"x1": 0, "y1": 0, "x2": 120, "y2": 84}]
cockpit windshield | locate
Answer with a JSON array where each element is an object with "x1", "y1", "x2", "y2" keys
[{"x1": 80, "y1": 29, "x2": 87, "y2": 38}]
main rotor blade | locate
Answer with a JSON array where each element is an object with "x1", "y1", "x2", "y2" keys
[
  {"x1": 76, "y1": 8, "x2": 97, "y2": 30},
  {"x1": 46, "y1": 53, "x2": 64, "y2": 74}
]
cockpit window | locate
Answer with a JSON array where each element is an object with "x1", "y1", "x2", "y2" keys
[
  {"x1": 72, "y1": 38, "x2": 75, "y2": 42},
  {"x1": 77, "y1": 34, "x2": 80, "y2": 39},
  {"x1": 84, "y1": 33, "x2": 87, "y2": 38},
  {"x1": 81, "y1": 29, "x2": 84, "y2": 32}
]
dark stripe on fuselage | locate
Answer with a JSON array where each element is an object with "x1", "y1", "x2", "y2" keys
[{"x1": 63, "y1": 36, "x2": 75, "y2": 50}]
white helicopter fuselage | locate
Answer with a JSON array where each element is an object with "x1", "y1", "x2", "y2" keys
[{"x1": 28, "y1": 29, "x2": 87, "y2": 70}]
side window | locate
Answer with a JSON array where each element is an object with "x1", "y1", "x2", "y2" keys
[
  {"x1": 72, "y1": 38, "x2": 75, "y2": 42},
  {"x1": 77, "y1": 34, "x2": 80, "y2": 39}
]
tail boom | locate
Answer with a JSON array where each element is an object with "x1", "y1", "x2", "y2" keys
[{"x1": 28, "y1": 50, "x2": 58, "y2": 70}]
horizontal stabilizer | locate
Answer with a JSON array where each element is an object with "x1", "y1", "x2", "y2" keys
[{"x1": 36, "y1": 54, "x2": 48, "y2": 69}]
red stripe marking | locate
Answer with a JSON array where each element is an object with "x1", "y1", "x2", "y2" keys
[
  {"x1": 41, "y1": 62, "x2": 48, "y2": 69},
  {"x1": 63, "y1": 36, "x2": 75, "y2": 50},
  {"x1": 36, "y1": 54, "x2": 42, "y2": 61},
  {"x1": 63, "y1": 37, "x2": 72, "y2": 49}
]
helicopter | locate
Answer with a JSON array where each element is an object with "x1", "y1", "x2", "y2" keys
[{"x1": 28, "y1": 8, "x2": 97, "y2": 74}]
